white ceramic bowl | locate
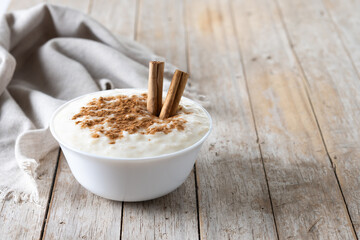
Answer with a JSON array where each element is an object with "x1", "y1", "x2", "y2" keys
[{"x1": 50, "y1": 91, "x2": 212, "y2": 202}]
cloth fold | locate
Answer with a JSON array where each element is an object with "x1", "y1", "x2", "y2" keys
[{"x1": 0, "y1": 3, "x2": 201, "y2": 203}]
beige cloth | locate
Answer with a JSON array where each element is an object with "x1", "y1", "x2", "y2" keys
[{"x1": 0, "y1": 4, "x2": 202, "y2": 203}]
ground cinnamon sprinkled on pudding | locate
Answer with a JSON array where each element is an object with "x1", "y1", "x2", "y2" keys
[
  {"x1": 71, "y1": 93, "x2": 189, "y2": 144},
  {"x1": 53, "y1": 89, "x2": 210, "y2": 158}
]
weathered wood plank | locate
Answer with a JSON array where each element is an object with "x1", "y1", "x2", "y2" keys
[
  {"x1": 120, "y1": 0, "x2": 198, "y2": 239},
  {"x1": 39, "y1": 1, "x2": 123, "y2": 239},
  {"x1": 323, "y1": 0, "x2": 360, "y2": 73},
  {"x1": 276, "y1": 0, "x2": 360, "y2": 236},
  {"x1": 7, "y1": 0, "x2": 43, "y2": 12},
  {"x1": 233, "y1": 0, "x2": 354, "y2": 239},
  {"x1": 0, "y1": 3, "x2": 59, "y2": 240},
  {"x1": 135, "y1": 0, "x2": 187, "y2": 71},
  {"x1": 230, "y1": 0, "x2": 356, "y2": 238},
  {"x1": 122, "y1": 178, "x2": 197, "y2": 240},
  {"x1": 0, "y1": 149, "x2": 59, "y2": 240},
  {"x1": 90, "y1": 0, "x2": 137, "y2": 40},
  {"x1": 184, "y1": 0, "x2": 278, "y2": 239},
  {"x1": 43, "y1": 153, "x2": 122, "y2": 239}
]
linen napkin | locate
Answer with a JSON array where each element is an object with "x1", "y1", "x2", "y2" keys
[{"x1": 0, "y1": 3, "x2": 202, "y2": 203}]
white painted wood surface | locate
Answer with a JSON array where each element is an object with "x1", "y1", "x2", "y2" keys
[
  {"x1": 320, "y1": 2, "x2": 360, "y2": 232},
  {"x1": 135, "y1": 0, "x2": 187, "y2": 71},
  {"x1": 121, "y1": 1, "x2": 199, "y2": 239},
  {"x1": 43, "y1": 154, "x2": 122, "y2": 239},
  {"x1": 185, "y1": 0, "x2": 278, "y2": 238},
  {"x1": 3, "y1": 0, "x2": 360, "y2": 239},
  {"x1": 323, "y1": 0, "x2": 360, "y2": 73},
  {"x1": 0, "y1": 149, "x2": 58, "y2": 239},
  {"x1": 36, "y1": 0, "x2": 122, "y2": 239},
  {"x1": 231, "y1": 0, "x2": 355, "y2": 238},
  {"x1": 7, "y1": 0, "x2": 42, "y2": 12},
  {"x1": 90, "y1": 0, "x2": 137, "y2": 40},
  {"x1": 276, "y1": 0, "x2": 360, "y2": 237}
]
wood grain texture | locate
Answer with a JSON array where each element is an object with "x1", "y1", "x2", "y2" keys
[
  {"x1": 38, "y1": 1, "x2": 125, "y2": 239},
  {"x1": 121, "y1": 177, "x2": 198, "y2": 240},
  {"x1": 0, "y1": 3, "x2": 59, "y2": 239},
  {"x1": 322, "y1": 0, "x2": 360, "y2": 74},
  {"x1": 0, "y1": 149, "x2": 59, "y2": 240},
  {"x1": 0, "y1": 3, "x2": 58, "y2": 240},
  {"x1": 36, "y1": 0, "x2": 122, "y2": 239},
  {"x1": 121, "y1": 0, "x2": 199, "y2": 239},
  {"x1": 4, "y1": 0, "x2": 360, "y2": 239},
  {"x1": 276, "y1": 0, "x2": 360, "y2": 236},
  {"x1": 7, "y1": 0, "x2": 43, "y2": 11},
  {"x1": 185, "y1": 0, "x2": 278, "y2": 239},
  {"x1": 136, "y1": 0, "x2": 187, "y2": 71},
  {"x1": 90, "y1": 0, "x2": 137, "y2": 40},
  {"x1": 231, "y1": 0, "x2": 356, "y2": 238},
  {"x1": 43, "y1": 153, "x2": 122, "y2": 239}
]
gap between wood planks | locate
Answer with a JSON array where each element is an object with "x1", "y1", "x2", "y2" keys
[
  {"x1": 272, "y1": 0, "x2": 357, "y2": 237},
  {"x1": 119, "y1": 0, "x2": 139, "y2": 239},
  {"x1": 186, "y1": 0, "x2": 278, "y2": 238},
  {"x1": 40, "y1": 148, "x2": 61, "y2": 240},
  {"x1": 119, "y1": 201, "x2": 124, "y2": 240},
  {"x1": 38, "y1": 0, "x2": 94, "y2": 238},
  {"x1": 228, "y1": 0, "x2": 280, "y2": 238},
  {"x1": 320, "y1": 1, "x2": 360, "y2": 234},
  {"x1": 7, "y1": 0, "x2": 356, "y2": 238},
  {"x1": 321, "y1": 0, "x2": 360, "y2": 82},
  {"x1": 37, "y1": 0, "x2": 199, "y2": 239},
  {"x1": 181, "y1": 0, "x2": 202, "y2": 239},
  {"x1": 227, "y1": 0, "x2": 357, "y2": 237},
  {"x1": 123, "y1": 0, "x2": 201, "y2": 238}
]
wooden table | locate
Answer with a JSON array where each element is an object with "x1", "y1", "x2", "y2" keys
[{"x1": 2, "y1": 0, "x2": 360, "y2": 239}]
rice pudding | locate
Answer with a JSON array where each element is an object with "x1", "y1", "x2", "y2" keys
[{"x1": 52, "y1": 89, "x2": 210, "y2": 158}]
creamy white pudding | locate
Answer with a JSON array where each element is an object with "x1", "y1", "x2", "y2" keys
[{"x1": 52, "y1": 89, "x2": 210, "y2": 158}]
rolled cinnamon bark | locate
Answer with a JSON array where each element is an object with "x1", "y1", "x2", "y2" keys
[
  {"x1": 147, "y1": 61, "x2": 164, "y2": 116},
  {"x1": 159, "y1": 70, "x2": 189, "y2": 119}
]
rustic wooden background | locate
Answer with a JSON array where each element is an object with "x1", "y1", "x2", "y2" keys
[{"x1": 1, "y1": 0, "x2": 360, "y2": 239}]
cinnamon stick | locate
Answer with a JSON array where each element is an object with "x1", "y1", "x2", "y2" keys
[
  {"x1": 147, "y1": 61, "x2": 164, "y2": 116},
  {"x1": 159, "y1": 70, "x2": 189, "y2": 119}
]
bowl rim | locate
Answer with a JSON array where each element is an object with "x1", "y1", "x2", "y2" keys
[{"x1": 50, "y1": 88, "x2": 213, "y2": 162}]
